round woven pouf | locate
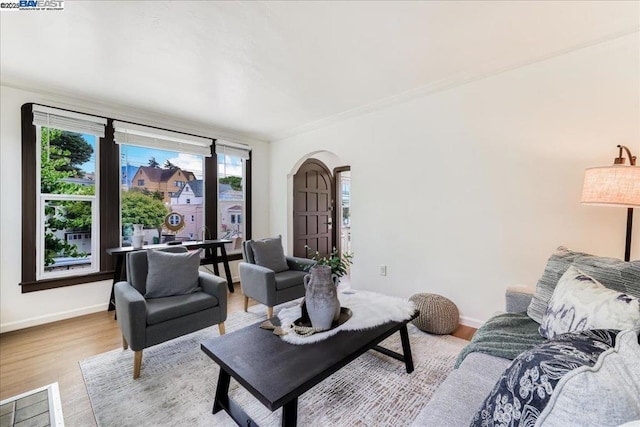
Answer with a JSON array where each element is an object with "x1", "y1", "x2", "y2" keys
[{"x1": 409, "y1": 293, "x2": 459, "y2": 334}]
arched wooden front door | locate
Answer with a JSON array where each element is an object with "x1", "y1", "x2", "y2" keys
[{"x1": 293, "y1": 159, "x2": 333, "y2": 258}]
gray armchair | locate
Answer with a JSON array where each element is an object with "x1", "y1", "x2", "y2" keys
[
  {"x1": 115, "y1": 246, "x2": 227, "y2": 379},
  {"x1": 238, "y1": 238, "x2": 315, "y2": 318}
]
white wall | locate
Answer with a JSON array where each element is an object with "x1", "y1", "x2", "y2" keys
[
  {"x1": 269, "y1": 34, "x2": 640, "y2": 326},
  {"x1": 0, "y1": 85, "x2": 270, "y2": 332}
]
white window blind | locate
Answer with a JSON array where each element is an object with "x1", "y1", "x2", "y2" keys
[
  {"x1": 114, "y1": 121, "x2": 213, "y2": 157},
  {"x1": 33, "y1": 105, "x2": 107, "y2": 138},
  {"x1": 215, "y1": 140, "x2": 251, "y2": 159}
]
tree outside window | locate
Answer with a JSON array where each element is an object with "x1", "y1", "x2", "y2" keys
[{"x1": 39, "y1": 127, "x2": 97, "y2": 275}]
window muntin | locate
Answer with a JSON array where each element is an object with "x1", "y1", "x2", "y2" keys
[{"x1": 37, "y1": 127, "x2": 99, "y2": 279}]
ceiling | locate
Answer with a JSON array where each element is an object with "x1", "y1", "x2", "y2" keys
[{"x1": 1, "y1": 1, "x2": 638, "y2": 141}]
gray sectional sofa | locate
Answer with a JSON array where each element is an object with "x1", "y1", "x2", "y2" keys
[
  {"x1": 413, "y1": 286, "x2": 537, "y2": 426},
  {"x1": 413, "y1": 247, "x2": 640, "y2": 426}
]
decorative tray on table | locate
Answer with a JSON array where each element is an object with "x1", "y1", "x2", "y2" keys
[{"x1": 294, "y1": 303, "x2": 352, "y2": 331}]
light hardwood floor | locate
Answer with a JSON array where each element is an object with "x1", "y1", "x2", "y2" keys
[{"x1": 0, "y1": 284, "x2": 475, "y2": 426}]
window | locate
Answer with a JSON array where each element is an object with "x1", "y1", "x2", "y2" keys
[
  {"x1": 167, "y1": 213, "x2": 181, "y2": 226},
  {"x1": 21, "y1": 104, "x2": 252, "y2": 292},
  {"x1": 216, "y1": 141, "x2": 250, "y2": 254},
  {"x1": 116, "y1": 121, "x2": 211, "y2": 246},
  {"x1": 32, "y1": 106, "x2": 106, "y2": 280}
]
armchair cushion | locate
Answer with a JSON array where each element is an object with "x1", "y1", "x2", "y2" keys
[
  {"x1": 146, "y1": 292, "x2": 219, "y2": 325},
  {"x1": 248, "y1": 236, "x2": 289, "y2": 273},
  {"x1": 145, "y1": 249, "x2": 202, "y2": 298},
  {"x1": 275, "y1": 270, "x2": 308, "y2": 291}
]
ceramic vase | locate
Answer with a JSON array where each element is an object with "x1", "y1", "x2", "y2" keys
[
  {"x1": 303, "y1": 265, "x2": 340, "y2": 331},
  {"x1": 132, "y1": 224, "x2": 144, "y2": 249}
]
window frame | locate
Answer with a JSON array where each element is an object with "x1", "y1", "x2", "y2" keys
[
  {"x1": 35, "y1": 126, "x2": 100, "y2": 280},
  {"x1": 21, "y1": 104, "x2": 118, "y2": 292},
  {"x1": 20, "y1": 103, "x2": 252, "y2": 293},
  {"x1": 215, "y1": 146, "x2": 250, "y2": 256}
]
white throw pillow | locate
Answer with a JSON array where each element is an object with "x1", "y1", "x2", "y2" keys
[{"x1": 539, "y1": 265, "x2": 640, "y2": 339}]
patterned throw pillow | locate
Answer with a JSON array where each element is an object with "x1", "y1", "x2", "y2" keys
[
  {"x1": 470, "y1": 329, "x2": 640, "y2": 427},
  {"x1": 526, "y1": 247, "x2": 640, "y2": 324},
  {"x1": 538, "y1": 266, "x2": 640, "y2": 339}
]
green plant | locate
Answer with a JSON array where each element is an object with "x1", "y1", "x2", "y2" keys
[{"x1": 305, "y1": 246, "x2": 354, "y2": 278}]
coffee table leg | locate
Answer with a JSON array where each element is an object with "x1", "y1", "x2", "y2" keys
[
  {"x1": 212, "y1": 369, "x2": 231, "y2": 414},
  {"x1": 399, "y1": 325, "x2": 414, "y2": 374},
  {"x1": 281, "y1": 398, "x2": 298, "y2": 427}
]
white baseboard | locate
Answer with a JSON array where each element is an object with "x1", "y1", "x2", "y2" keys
[
  {"x1": 0, "y1": 303, "x2": 107, "y2": 334},
  {"x1": 459, "y1": 315, "x2": 484, "y2": 329}
]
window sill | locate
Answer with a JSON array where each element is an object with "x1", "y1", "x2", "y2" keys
[{"x1": 20, "y1": 271, "x2": 114, "y2": 293}]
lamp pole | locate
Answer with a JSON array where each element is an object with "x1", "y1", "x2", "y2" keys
[{"x1": 625, "y1": 207, "x2": 633, "y2": 262}]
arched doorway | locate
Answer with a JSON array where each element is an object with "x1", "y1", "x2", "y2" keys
[{"x1": 293, "y1": 159, "x2": 333, "y2": 258}]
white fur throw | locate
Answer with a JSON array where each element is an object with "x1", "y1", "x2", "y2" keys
[{"x1": 277, "y1": 290, "x2": 416, "y2": 345}]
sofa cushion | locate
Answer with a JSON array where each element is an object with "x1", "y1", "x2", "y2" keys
[
  {"x1": 527, "y1": 246, "x2": 640, "y2": 323},
  {"x1": 146, "y1": 292, "x2": 219, "y2": 325},
  {"x1": 470, "y1": 329, "x2": 640, "y2": 427},
  {"x1": 412, "y1": 352, "x2": 511, "y2": 427},
  {"x1": 275, "y1": 269, "x2": 307, "y2": 290},
  {"x1": 249, "y1": 236, "x2": 289, "y2": 273},
  {"x1": 145, "y1": 248, "x2": 202, "y2": 298},
  {"x1": 539, "y1": 266, "x2": 640, "y2": 339}
]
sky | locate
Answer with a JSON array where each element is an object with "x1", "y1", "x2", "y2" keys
[
  {"x1": 120, "y1": 145, "x2": 205, "y2": 178},
  {"x1": 78, "y1": 135, "x2": 242, "y2": 179}
]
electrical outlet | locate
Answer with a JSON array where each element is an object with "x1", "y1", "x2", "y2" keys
[{"x1": 379, "y1": 265, "x2": 387, "y2": 276}]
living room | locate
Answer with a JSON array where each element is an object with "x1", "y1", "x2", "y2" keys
[{"x1": 1, "y1": 1, "x2": 639, "y2": 426}]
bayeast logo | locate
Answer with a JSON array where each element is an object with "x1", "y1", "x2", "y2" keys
[
  {"x1": 20, "y1": 0, "x2": 64, "y2": 9},
  {"x1": 0, "y1": 0, "x2": 64, "y2": 10}
]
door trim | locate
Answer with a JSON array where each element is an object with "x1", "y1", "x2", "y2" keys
[{"x1": 332, "y1": 166, "x2": 350, "y2": 254}]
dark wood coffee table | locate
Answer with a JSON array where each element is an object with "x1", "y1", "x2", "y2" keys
[{"x1": 200, "y1": 314, "x2": 417, "y2": 427}]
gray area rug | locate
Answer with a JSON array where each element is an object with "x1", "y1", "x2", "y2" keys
[{"x1": 80, "y1": 306, "x2": 467, "y2": 426}]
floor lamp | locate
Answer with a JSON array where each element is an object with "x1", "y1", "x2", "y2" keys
[{"x1": 581, "y1": 145, "x2": 640, "y2": 261}]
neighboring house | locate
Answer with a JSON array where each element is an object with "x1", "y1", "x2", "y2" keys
[
  {"x1": 218, "y1": 183, "x2": 244, "y2": 241},
  {"x1": 64, "y1": 231, "x2": 92, "y2": 255},
  {"x1": 169, "y1": 180, "x2": 205, "y2": 240},
  {"x1": 61, "y1": 177, "x2": 95, "y2": 186},
  {"x1": 169, "y1": 180, "x2": 244, "y2": 243},
  {"x1": 170, "y1": 180, "x2": 203, "y2": 205},
  {"x1": 130, "y1": 166, "x2": 195, "y2": 203}
]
